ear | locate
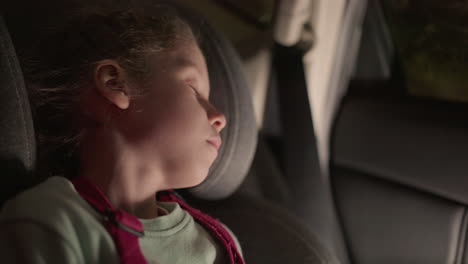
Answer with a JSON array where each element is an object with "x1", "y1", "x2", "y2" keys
[{"x1": 94, "y1": 60, "x2": 130, "y2": 110}]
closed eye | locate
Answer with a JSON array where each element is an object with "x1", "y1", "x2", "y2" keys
[
  {"x1": 190, "y1": 85, "x2": 209, "y2": 102},
  {"x1": 189, "y1": 85, "x2": 214, "y2": 112},
  {"x1": 189, "y1": 85, "x2": 200, "y2": 97}
]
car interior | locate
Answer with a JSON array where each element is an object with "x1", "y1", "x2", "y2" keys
[{"x1": 1, "y1": 0, "x2": 468, "y2": 263}]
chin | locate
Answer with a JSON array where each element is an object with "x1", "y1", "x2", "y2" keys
[
  {"x1": 173, "y1": 168, "x2": 209, "y2": 189},
  {"x1": 189, "y1": 171, "x2": 209, "y2": 188}
]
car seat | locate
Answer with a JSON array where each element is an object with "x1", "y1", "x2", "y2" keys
[
  {"x1": 0, "y1": 3, "x2": 337, "y2": 263},
  {"x1": 330, "y1": 90, "x2": 468, "y2": 264},
  {"x1": 0, "y1": 16, "x2": 36, "y2": 206}
]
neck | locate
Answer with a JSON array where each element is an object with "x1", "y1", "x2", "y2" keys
[{"x1": 79, "y1": 127, "x2": 163, "y2": 219}]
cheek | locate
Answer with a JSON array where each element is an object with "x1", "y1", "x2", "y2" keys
[
  {"x1": 117, "y1": 89, "x2": 215, "y2": 188},
  {"x1": 130, "y1": 91, "x2": 204, "y2": 144}
]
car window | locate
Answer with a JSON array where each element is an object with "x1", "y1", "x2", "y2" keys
[{"x1": 382, "y1": 0, "x2": 468, "y2": 103}]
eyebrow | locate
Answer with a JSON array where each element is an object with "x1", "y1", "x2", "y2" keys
[
  {"x1": 176, "y1": 58, "x2": 202, "y2": 76},
  {"x1": 176, "y1": 57, "x2": 210, "y2": 97}
]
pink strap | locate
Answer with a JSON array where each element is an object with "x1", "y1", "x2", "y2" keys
[
  {"x1": 71, "y1": 177, "x2": 148, "y2": 264},
  {"x1": 158, "y1": 191, "x2": 245, "y2": 264}
]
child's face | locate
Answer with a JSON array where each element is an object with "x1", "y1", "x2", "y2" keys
[{"x1": 117, "y1": 37, "x2": 226, "y2": 190}]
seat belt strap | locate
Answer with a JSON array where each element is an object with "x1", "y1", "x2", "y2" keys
[
  {"x1": 158, "y1": 191, "x2": 245, "y2": 264},
  {"x1": 71, "y1": 177, "x2": 148, "y2": 264}
]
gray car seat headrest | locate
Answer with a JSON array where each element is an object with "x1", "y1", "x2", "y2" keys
[
  {"x1": 1, "y1": 3, "x2": 257, "y2": 201},
  {"x1": 0, "y1": 16, "x2": 36, "y2": 204}
]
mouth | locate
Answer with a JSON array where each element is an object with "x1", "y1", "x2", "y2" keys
[{"x1": 207, "y1": 137, "x2": 222, "y2": 150}]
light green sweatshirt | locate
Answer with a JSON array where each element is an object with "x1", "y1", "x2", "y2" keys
[{"x1": 0, "y1": 177, "x2": 241, "y2": 264}]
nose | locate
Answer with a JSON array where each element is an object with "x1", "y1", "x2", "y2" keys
[{"x1": 208, "y1": 107, "x2": 226, "y2": 133}]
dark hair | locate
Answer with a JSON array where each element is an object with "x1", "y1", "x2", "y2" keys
[{"x1": 22, "y1": 3, "x2": 195, "y2": 178}]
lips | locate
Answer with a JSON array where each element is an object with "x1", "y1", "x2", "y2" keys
[{"x1": 207, "y1": 136, "x2": 222, "y2": 150}]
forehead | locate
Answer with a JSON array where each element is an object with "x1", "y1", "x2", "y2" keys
[{"x1": 162, "y1": 38, "x2": 209, "y2": 85}]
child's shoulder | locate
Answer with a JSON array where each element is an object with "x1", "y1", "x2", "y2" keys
[
  {"x1": 0, "y1": 177, "x2": 119, "y2": 263},
  {"x1": 1, "y1": 176, "x2": 102, "y2": 230},
  {"x1": 5, "y1": 176, "x2": 76, "y2": 201}
]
